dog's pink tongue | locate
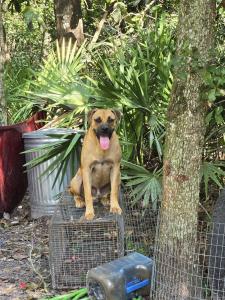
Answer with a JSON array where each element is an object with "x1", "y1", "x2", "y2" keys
[{"x1": 100, "y1": 136, "x2": 110, "y2": 150}]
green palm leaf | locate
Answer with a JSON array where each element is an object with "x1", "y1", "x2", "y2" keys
[{"x1": 200, "y1": 161, "x2": 225, "y2": 197}]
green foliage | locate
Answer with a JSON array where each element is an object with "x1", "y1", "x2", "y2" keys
[
  {"x1": 23, "y1": 132, "x2": 82, "y2": 188},
  {"x1": 29, "y1": 39, "x2": 91, "y2": 114},
  {"x1": 40, "y1": 288, "x2": 88, "y2": 300},
  {"x1": 24, "y1": 15, "x2": 174, "y2": 207},
  {"x1": 90, "y1": 16, "x2": 174, "y2": 165},
  {"x1": 24, "y1": 9, "x2": 225, "y2": 206},
  {"x1": 4, "y1": 63, "x2": 34, "y2": 122},
  {"x1": 88, "y1": 16, "x2": 174, "y2": 206},
  {"x1": 200, "y1": 161, "x2": 225, "y2": 198},
  {"x1": 201, "y1": 55, "x2": 225, "y2": 196},
  {"x1": 4, "y1": 0, "x2": 55, "y2": 123},
  {"x1": 201, "y1": 5, "x2": 225, "y2": 191},
  {"x1": 4, "y1": 0, "x2": 224, "y2": 208},
  {"x1": 122, "y1": 160, "x2": 162, "y2": 209}
]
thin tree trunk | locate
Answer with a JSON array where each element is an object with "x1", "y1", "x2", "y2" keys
[
  {"x1": 89, "y1": 2, "x2": 116, "y2": 47},
  {"x1": 153, "y1": 1, "x2": 215, "y2": 299},
  {"x1": 0, "y1": 1, "x2": 6, "y2": 125},
  {"x1": 54, "y1": 0, "x2": 84, "y2": 45}
]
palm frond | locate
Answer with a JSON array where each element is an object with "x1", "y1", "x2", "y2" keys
[
  {"x1": 23, "y1": 132, "x2": 83, "y2": 188},
  {"x1": 122, "y1": 160, "x2": 162, "y2": 208},
  {"x1": 200, "y1": 161, "x2": 225, "y2": 197}
]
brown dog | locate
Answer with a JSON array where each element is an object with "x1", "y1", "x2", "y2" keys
[{"x1": 69, "y1": 108, "x2": 122, "y2": 220}]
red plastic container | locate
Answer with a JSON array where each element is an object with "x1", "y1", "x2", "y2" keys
[{"x1": 0, "y1": 112, "x2": 45, "y2": 214}]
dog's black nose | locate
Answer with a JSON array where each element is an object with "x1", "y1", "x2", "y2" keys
[{"x1": 101, "y1": 124, "x2": 109, "y2": 133}]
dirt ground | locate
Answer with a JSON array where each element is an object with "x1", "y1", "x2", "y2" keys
[
  {"x1": 0, "y1": 194, "x2": 152, "y2": 300},
  {"x1": 0, "y1": 194, "x2": 56, "y2": 300}
]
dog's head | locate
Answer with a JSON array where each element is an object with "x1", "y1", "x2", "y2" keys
[{"x1": 88, "y1": 108, "x2": 121, "y2": 150}]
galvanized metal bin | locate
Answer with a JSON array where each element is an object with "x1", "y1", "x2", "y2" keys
[{"x1": 23, "y1": 128, "x2": 80, "y2": 218}]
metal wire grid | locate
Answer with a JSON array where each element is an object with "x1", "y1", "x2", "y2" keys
[
  {"x1": 48, "y1": 187, "x2": 225, "y2": 298},
  {"x1": 49, "y1": 193, "x2": 124, "y2": 289},
  {"x1": 123, "y1": 188, "x2": 158, "y2": 258},
  {"x1": 151, "y1": 217, "x2": 225, "y2": 300}
]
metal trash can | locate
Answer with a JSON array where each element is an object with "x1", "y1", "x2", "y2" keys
[{"x1": 23, "y1": 128, "x2": 80, "y2": 218}]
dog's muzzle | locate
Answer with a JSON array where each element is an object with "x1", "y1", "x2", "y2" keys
[
  {"x1": 94, "y1": 124, "x2": 114, "y2": 150},
  {"x1": 95, "y1": 124, "x2": 114, "y2": 139}
]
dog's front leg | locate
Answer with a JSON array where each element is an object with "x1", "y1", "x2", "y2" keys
[
  {"x1": 110, "y1": 163, "x2": 122, "y2": 214},
  {"x1": 82, "y1": 167, "x2": 95, "y2": 220}
]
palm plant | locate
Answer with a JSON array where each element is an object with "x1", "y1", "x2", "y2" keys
[
  {"x1": 23, "y1": 14, "x2": 225, "y2": 209},
  {"x1": 87, "y1": 17, "x2": 174, "y2": 206},
  {"x1": 23, "y1": 131, "x2": 83, "y2": 188},
  {"x1": 23, "y1": 17, "x2": 173, "y2": 207},
  {"x1": 4, "y1": 63, "x2": 35, "y2": 123},
  {"x1": 122, "y1": 160, "x2": 162, "y2": 210},
  {"x1": 94, "y1": 31, "x2": 172, "y2": 161},
  {"x1": 28, "y1": 39, "x2": 92, "y2": 117}
]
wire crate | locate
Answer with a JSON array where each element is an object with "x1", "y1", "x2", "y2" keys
[
  {"x1": 49, "y1": 193, "x2": 124, "y2": 289},
  {"x1": 123, "y1": 188, "x2": 158, "y2": 258}
]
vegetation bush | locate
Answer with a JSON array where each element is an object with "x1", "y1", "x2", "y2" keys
[
  {"x1": 3, "y1": 0, "x2": 55, "y2": 122},
  {"x1": 3, "y1": 0, "x2": 225, "y2": 210}
]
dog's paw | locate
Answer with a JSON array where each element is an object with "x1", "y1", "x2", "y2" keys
[
  {"x1": 110, "y1": 205, "x2": 122, "y2": 215},
  {"x1": 75, "y1": 197, "x2": 85, "y2": 208},
  {"x1": 85, "y1": 210, "x2": 95, "y2": 220}
]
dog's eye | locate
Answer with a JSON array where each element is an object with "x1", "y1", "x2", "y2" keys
[
  {"x1": 95, "y1": 117, "x2": 102, "y2": 123},
  {"x1": 107, "y1": 117, "x2": 114, "y2": 123}
]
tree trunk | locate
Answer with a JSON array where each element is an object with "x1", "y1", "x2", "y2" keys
[
  {"x1": 54, "y1": 0, "x2": 84, "y2": 44},
  {"x1": 153, "y1": 1, "x2": 215, "y2": 299},
  {"x1": 0, "y1": 1, "x2": 6, "y2": 125}
]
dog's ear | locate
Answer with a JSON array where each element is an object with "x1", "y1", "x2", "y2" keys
[
  {"x1": 111, "y1": 109, "x2": 122, "y2": 123},
  {"x1": 87, "y1": 108, "x2": 98, "y2": 125}
]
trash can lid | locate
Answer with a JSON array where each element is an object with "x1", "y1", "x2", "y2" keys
[{"x1": 23, "y1": 128, "x2": 83, "y2": 139}]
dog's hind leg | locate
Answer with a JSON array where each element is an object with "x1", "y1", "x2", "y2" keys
[{"x1": 69, "y1": 168, "x2": 85, "y2": 208}]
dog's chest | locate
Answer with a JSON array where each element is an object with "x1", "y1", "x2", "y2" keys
[{"x1": 90, "y1": 159, "x2": 113, "y2": 187}]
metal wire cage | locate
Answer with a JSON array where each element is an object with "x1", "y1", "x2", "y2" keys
[
  {"x1": 151, "y1": 217, "x2": 225, "y2": 300},
  {"x1": 49, "y1": 192, "x2": 124, "y2": 289},
  {"x1": 123, "y1": 188, "x2": 158, "y2": 258}
]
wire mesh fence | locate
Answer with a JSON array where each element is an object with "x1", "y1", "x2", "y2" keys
[
  {"x1": 48, "y1": 186, "x2": 225, "y2": 299},
  {"x1": 48, "y1": 187, "x2": 159, "y2": 290},
  {"x1": 123, "y1": 187, "x2": 158, "y2": 258},
  {"x1": 151, "y1": 216, "x2": 225, "y2": 300},
  {"x1": 49, "y1": 192, "x2": 124, "y2": 289}
]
